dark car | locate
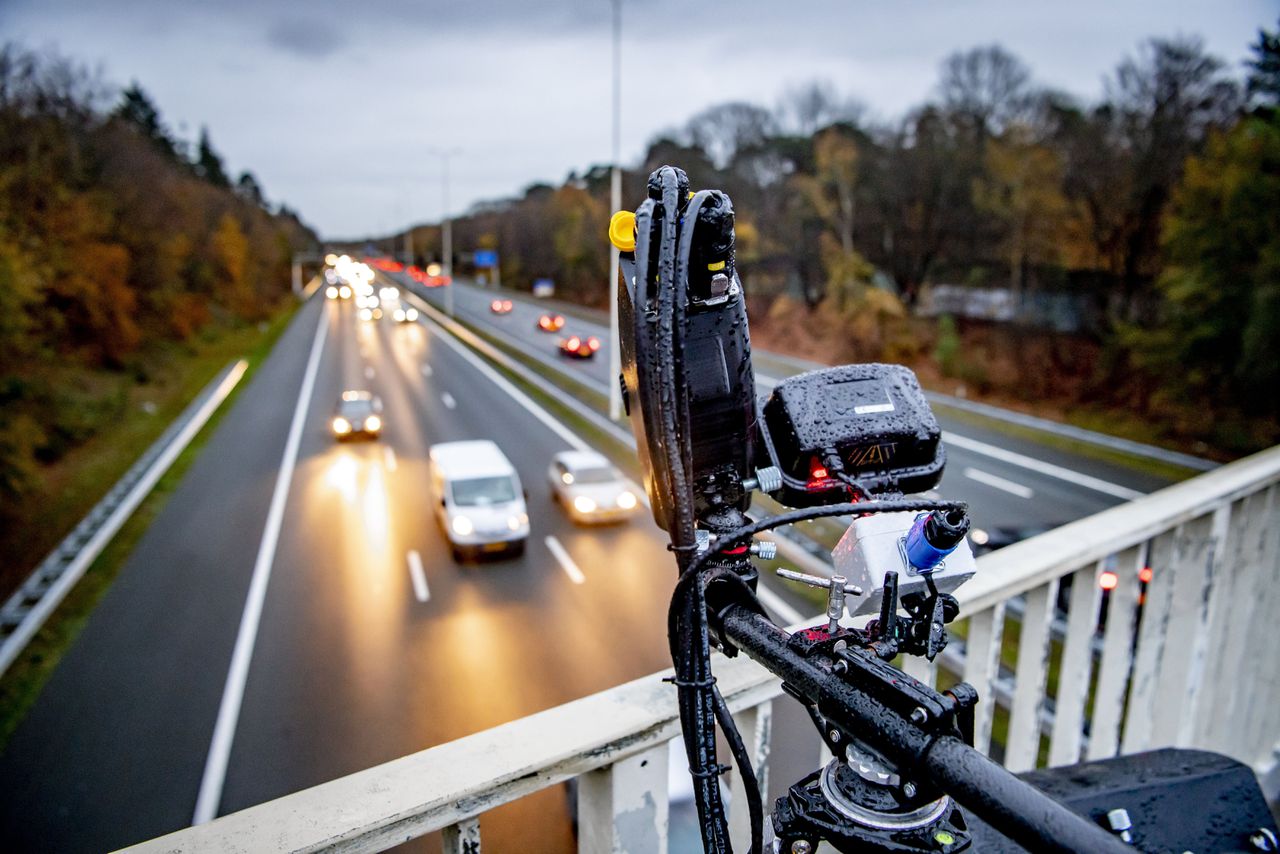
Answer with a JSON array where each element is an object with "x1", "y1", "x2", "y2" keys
[
  {"x1": 331, "y1": 390, "x2": 383, "y2": 440},
  {"x1": 490, "y1": 299, "x2": 513, "y2": 314}
]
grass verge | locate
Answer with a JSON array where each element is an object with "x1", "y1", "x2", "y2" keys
[{"x1": 0, "y1": 304, "x2": 299, "y2": 751}]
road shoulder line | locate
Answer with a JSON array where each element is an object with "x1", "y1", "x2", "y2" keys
[{"x1": 192, "y1": 303, "x2": 329, "y2": 825}]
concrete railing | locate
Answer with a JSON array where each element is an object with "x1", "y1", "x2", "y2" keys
[{"x1": 127, "y1": 445, "x2": 1280, "y2": 853}]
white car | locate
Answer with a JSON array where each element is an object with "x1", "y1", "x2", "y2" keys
[
  {"x1": 430, "y1": 440, "x2": 529, "y2": 560},
  {"x1": 548, "y1": 450, "x2": 638, "y2": 524}
]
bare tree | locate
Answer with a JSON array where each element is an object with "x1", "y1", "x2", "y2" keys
[
  {"x1": 939, "y1": 45, "x2": 1034, "y2": 137},
  {"x1": 683, "y1": 101, "x2": 777, "y2": 168},
  {"x1": 778, "y1": 80, "x2": 865, "y2": 135}
]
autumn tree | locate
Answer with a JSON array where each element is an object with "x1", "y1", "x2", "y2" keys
[{"x1": 973, "y1": 127, "x2": 1074, "y2": 295}]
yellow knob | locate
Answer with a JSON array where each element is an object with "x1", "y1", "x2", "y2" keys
[{"x1": 609, "y1": 210, "x2": 637, "y2": 252}]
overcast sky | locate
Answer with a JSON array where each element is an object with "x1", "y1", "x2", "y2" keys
[{"x1": 3, "y1": 0, "x2": 1274, "y2": 238}]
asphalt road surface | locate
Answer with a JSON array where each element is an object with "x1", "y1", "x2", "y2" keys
[
  {"x1": 0, "y1": 294, "x2": 820, "y2": 852},
  {"x1": 412, "y1": 277, "x2": 1175, "y2": 539},
  {"x1": 0, "y1": 279, "x2": 1180, "y2": 853}
]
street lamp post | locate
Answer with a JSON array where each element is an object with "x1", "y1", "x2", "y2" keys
[
  {"x1": 429, "y1": 148, "x2": 461, "y2": 317},
  {"x1": 607, "y1": 0, "x2": 623, "y2": 421}
]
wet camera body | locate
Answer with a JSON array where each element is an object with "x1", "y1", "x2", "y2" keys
[{"x1": 617, "y1": 169, "x2": 947, "y2": 526}]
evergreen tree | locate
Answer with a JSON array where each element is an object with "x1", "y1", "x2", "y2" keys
[{"x1": 195, "y1": 127, "x2": 230, "y2": 187}]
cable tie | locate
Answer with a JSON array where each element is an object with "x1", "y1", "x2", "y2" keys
[
  {"x1": 662, "y1": 675, "x2": 718, "y2": 688},
  {"x1": 688, "y1": 763, "x2": 731, "y2": 779}
]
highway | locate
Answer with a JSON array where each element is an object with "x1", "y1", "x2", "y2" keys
[
  {"x1": 411, "y1": 277, "x2": 1175, "y2": 539},
  {"x1": 0, "y1": 278, "x2": 1181, "y2": 853},
  {"x1": 0, "y1": 292, "x2": 821, "y2": 852}
]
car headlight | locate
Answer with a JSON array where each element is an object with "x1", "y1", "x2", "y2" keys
[
  {"x1": 970, "y1": 528, "x2": 989, "y2": 546},
  {"x1": 326, "y1": 286, "x2": 338, "y2": 299},
  {"x1": 358, "y1": 308, "x2": 372, "y2": 321},
  {"x1": 364, "y1": 415, "x2": 381, "y2": 431},
  {"x1": 394, "y1": 309, "x2": 405, "y2": 321},
  {"x1": 507, "y1": 514, "x2": 525, "y2": 531},
  {"x1": 616, "y1": 491, "x2": 637, "y2": 510},
  {"x1": 451, "y1": 516, "x2": 474, "y2": 537},
  {"x1": 332, "y1": 417, "x2": 351, "y2": 434},
  {"x1": 339, "y1": 286, "x2": 351, "y2": 299},
  {"x1": 573, "y1": 496, "x2": 597, "y2": 514},
  {"x1": 406, "y1": 308, "x2": 418, "y2": 321}
]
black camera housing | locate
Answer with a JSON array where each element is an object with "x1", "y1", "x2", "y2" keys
[
  {"x1": 617, "y1": 172, "x2": 758, "y2": 532},
  {"x1": 761, "y1": 364, "x2": 945, "y2": 503}
]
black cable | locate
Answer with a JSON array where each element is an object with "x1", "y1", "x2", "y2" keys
[
  {"x1": 679, "y1": 497, "x2": 967, "y2": 581},
  {"x1": 652, "y1": 168, "x2": 731, "y2": 854},
  {"x1": 713, "y1": 684, "x2": 763, "y2": 854}
]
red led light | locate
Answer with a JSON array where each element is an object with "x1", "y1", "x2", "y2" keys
[
  {"x1": 566, "y1": 337, "x2": 581, "y2": 350},
  {"x1": 588, "y1": 337, "x2": 600, "y2": 350},
  {"x1": 1099, "y1": 570, "x2": 1119, "y2": 590},
  {"x1": 1139, "y1": 566, "x2": 1153, "y2": 583}
]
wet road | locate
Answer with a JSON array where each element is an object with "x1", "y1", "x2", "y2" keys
[
  {"x1": 411, "y1": 278, "x2": 1177, "y2": 540},
  {"x1": 0, "y1": 293, "x2": 818, "y2": 852},
  {"x1": 0, "y1": 275, "x2": 1182, "y2": 853}
]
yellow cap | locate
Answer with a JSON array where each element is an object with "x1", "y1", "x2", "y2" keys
[{"x1": 609, "y1": 210, "x2": 637, "y2": 252}]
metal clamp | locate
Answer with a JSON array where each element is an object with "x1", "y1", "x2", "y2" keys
[{"x1": 776, "y1": 569, "x2": 863, "y2": 633}]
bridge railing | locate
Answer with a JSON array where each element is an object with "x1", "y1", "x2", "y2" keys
[{"x1": 127, "y1": 446, "x2": 1280, "y2": 853}]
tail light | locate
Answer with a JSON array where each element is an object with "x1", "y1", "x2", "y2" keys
[
  {"x1": 566, "y1": 337, "x2": 581, "y2": 350},
  {"x1": 587, "y1": 337, "x2": 600, "y2": 351}
]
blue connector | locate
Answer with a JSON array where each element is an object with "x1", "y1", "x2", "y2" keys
[{"x1": 904, "y1": 509, "x2": 970, "y2": 572}]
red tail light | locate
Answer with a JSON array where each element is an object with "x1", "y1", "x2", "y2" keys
[
  {"x1": 492, "y1": 300, "x2": 501, "y2": 310},
  {"x1": 587, "y1": 337, "x2": 600, "y2": 350},
  {"x1": 1099, "y1": 570, "x2": 1119, "y2": 590},
  {"x1": 566, "y1": 337, "x2": 581, "y2": 350},
  {"x1": 1139, "y1": 566, "x2": 1153, "y2": 583},
  {"x1": 503, "y1": 300, "x2": 512, "y2": 310}
]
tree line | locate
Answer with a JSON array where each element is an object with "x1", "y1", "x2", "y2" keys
[
  {"x1": 0, "y1": 44, "x2": 318, "y2": 505},
  {"x1": 409, "y1": 25, "x2": 1278, "y2": 452}
]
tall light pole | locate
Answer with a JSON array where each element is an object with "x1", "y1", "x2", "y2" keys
[
  {"x1": 429, "y1": 147, "x2": 461, "y2": 316},
  {"x1": 607, "y1": 0, "x2": 624, "y2": 421}
]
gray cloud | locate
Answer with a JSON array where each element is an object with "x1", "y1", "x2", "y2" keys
[{"x1": 266, "y1": 18, "x2": 347, "y2": 59}]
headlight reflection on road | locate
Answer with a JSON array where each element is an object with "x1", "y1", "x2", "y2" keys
[
  {"x1": 362, "y1": 462, "x2": 390, "y2": 554},
  {"x1": 325, "y1": 454, "x2": 359, "y2": 503}
]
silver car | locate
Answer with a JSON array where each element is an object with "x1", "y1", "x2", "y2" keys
[{"x1": 547, "y1": 450, "x2": 638, "y2": 524}]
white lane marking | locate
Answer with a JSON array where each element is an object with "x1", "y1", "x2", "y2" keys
[
  {"x1": 365, "y1": 365, "x2": 375, "y2": 380},
  {"x1": 441, "y1": 392, "x2": 456, "y2": 410},
  {"x1": 384, "y1": 446, "x2": 397, "y2": 471},
  {"x1": 545, "y1": 535, "x2": 586, "y2": 584},
  {"x1": 417, "y1": 312, "x2": 590, "y2": 452},
  {"x1": 943, "y1": 431, "x2": 1143, "y2": 500},
  {"x1": 421, "y1": 363, "x2": 433, "y2": 377},
  {"x1": 407, "y1": 550, "x2": 430, "y2": 602},
  {"x1": 963, "y1": 466, "x2": 1034, "y2": 499},
  {"x1": 193, "y1": 305, "x2": 329, "y2": 825}
]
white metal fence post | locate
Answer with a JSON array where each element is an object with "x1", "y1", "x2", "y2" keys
[
  {"x1": 1049, "y1": 561, "x2": 1103, "y2": 766},
  {"x1": 1006, "y1": 580, "x2": 1060, "y2": 772},
  {"x1": 962, "y1": 603, "x2": 1006, "y2": 755},
  {"x1": 442, "y1": 818, "x2": 481, "y2": 854},
  {"x1": 577, "y1": 743, "x2": 670, "y2": 854}
]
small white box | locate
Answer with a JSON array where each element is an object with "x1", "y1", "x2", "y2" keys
[{"x1": 832, "y1": 511, "x2": 977, "y2": 617}]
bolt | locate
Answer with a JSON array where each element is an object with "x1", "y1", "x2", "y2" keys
[
  {"x1": 903, "y1": 782, "x2": 917, "y2": 799},
  {"x1": 833, "y1": 639, "x2": 847, "y2": 652},
  {"x1": 1106, "y1": 808, "x2": 1133, "y2": 844},
  {"x1": 832, "y1": 660, "x2": 848, "y2": 676},
  {"x1": 752, "y1": 540, "x2": 778, "y2": 560},
  {"x1": 828, "y1": 729, "x2": 841, "y2": 743},
  {"x1": 910, "y1": 707, "x2": 929, "y2": 724},
  {"x1": 790, "y1": 842, "x2": 813, "y2": 854}
]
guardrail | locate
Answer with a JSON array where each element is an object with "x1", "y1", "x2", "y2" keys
[
  {"x1": 0, "y1": 359, "x2": 249, "y2": 677},
  {"x1": 127, "y1": 443, "x2": 1280, "y2": 853}
]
